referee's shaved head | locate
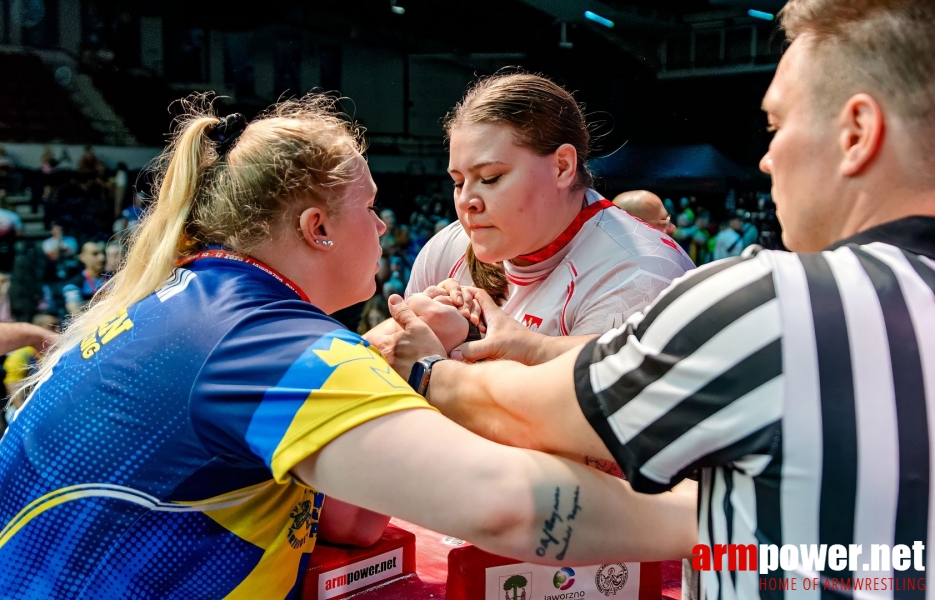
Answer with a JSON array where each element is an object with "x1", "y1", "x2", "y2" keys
[{"x1": 612, "y1": 190, "x2": 668, "y2": 222}]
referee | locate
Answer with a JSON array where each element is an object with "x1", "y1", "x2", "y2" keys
[{"x1": 375, "y1": 0, "x2": 935, "y2": 597}]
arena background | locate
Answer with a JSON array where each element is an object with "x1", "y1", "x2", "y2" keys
[{"x1": 0, "y1": 0, "x2": 785, "y2": 330}]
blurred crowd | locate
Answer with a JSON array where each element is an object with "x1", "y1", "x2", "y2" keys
[{"x1": 0, "y1": 144, "x2": 139, "y2": 328}]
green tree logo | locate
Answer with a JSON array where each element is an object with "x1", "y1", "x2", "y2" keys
[{"x1": 503, "y1": 574, "x2": 528, "y2": 600}]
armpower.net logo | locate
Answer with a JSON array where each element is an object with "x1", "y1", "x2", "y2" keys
[{"x1": 691, "y1": 542, "x2": 926, "y2": 592}]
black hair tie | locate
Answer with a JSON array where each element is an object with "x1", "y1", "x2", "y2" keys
[{"x1": 207, "y1": 113, "x2": 247, "y2": 157}]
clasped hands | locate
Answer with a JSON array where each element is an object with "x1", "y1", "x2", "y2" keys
[{"x1": 363, "y1": 279, "x2": 538, "y2": 380}]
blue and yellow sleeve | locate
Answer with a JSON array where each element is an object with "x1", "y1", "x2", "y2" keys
[{"x1": 191, "y1": 308, "x2": 433, "y2": 483}]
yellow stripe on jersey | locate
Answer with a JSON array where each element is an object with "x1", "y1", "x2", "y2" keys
[
  {"x1": 268, "y1": 337, "x2": 434, "y2": 484},
  {"x1": 202, "y1": 484, "x2": 323, "y2": 600}
]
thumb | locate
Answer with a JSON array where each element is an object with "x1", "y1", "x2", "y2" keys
[
  {"x1": 454, "y1": 339, "x2": 494, "y2": 364},
  {"x1": 388, "y1": 294, "x2": 420, "y2": 330}
]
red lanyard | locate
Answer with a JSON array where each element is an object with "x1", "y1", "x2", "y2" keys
[
  {"x1": 515, "y1": 199, "x2": 615, "y2": 264},
  {"x1": 84, "y1": 270, "x2": 101, "y2": 296},
  {"x1": 177, "y1": 249, "x2": 310, "y2": 302}
]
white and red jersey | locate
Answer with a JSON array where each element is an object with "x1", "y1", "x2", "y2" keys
[{"x1": 406, "y1": 190, "x2": 696, "y2": 336}]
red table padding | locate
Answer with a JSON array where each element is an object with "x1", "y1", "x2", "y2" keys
[
  {"x1": 302, "y1": 525, "x2": 416, "y2": 600},
  {"x1": 301, "y1": 519, "x2": 682, "y2": 600}
]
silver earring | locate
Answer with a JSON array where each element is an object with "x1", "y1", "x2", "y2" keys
[{"x1": 315, "y1": 240, "x2": 334, "y2": 246}]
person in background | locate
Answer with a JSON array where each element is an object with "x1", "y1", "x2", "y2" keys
[
  {"x1": 735, "y1": 210, "x2": 759, "y2": 248},
  {"x1": 711, "y1": 217, "x2": 744, "y2": 260},
  {"x1": 113, "y1": 161, "x2": 129, "y2": 218},
  {"x1": 0, "y1": 317, "x2": 60, "y2": 436},
  {"x1": 3, "y1": 312, "x2": 60, "y2": 398},
  {"x1": 611, "y1": 190, "x2": 676, "y2": 235},
  {"x1": 357, "y1": 294, "x2": 392, "y2": 335},
  {"x1": 104, "y1": 240, "x2": 126, "y2": 273},
  {"x1": 61, "y1": 241, "x2": 109, "y2": 316},
  {"x1": 0, "y1": 191, "x2": 22, "y2": 275},
  {"x1": 78, "y1": 145, "x2": 101, "y2": 174}
]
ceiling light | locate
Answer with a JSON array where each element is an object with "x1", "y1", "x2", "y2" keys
[
  {"x1": 584, "y1": 10, "x2": 614, "y2": 28},
  {"x1": 747, "y1": 9, "x2": 774, "y2": 20}
]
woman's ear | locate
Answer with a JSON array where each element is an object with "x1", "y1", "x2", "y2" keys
[
  {"x1": 298, "y1": 206, "x2": 334, "y2": 250},
  {"x1": 554, "y1": 143, "x2": 579, "y2": 190}
]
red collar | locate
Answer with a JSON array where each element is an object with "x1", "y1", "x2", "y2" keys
[
  {"x1": 177, "y1": 249, "x2": 310, "y2": 302},
  {"x1": 515, "y1": 199, "x2": 614, "y2": 264}
]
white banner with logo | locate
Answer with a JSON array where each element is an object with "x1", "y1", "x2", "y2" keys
[
  {"x1": 485, "y1": 562, "x2": 641, "y2": 600},
  {"x1": 318, "y1": 547, "x2": 404, "y2": 599}
]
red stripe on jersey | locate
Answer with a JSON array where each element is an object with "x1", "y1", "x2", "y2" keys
[
  {"x1": 448, "y1": 254, "x2": 466, "y2": 280},
  {"x1": 660, "y1": 237, "x2": 680, "y2": 252},
  {"x1": 516, "y1": 199, "x2": 615, "y2": 264},
  {"x1": 560, "y1": 262, "x2": 578, "y2": 336},
  {"x1": 506, "y1": 273, "x2": 550, "y2": 287}
]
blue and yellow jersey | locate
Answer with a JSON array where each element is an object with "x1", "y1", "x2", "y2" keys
[{"x1": 0, "y1": 255, "x2": 430, "y2": 599}]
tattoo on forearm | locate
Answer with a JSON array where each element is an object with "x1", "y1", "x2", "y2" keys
[
  {"x1": 585, "y1": 456, "x2": 625, "y2": 479},
  {"x1": 535, "y1": 486, "x2": 581, "y2": 560}
]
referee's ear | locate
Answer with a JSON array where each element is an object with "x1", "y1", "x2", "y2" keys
[{"x1": 838, "y1": 92, "x2": 885, "y2": 178}]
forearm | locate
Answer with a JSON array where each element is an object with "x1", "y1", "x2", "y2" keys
[
  {"x1": 298, "y1": 409, "x2": 697, "y2": 565},
  {"x1": 471, "y1": 447, "x2": 698, "y2": 565},
  {"x1": 427, "y1": 351, "x2": 614, "y2": 462},
  {"x1": 427, "y1": 360, "x2": 542, "y2": 450},
  {"x1": 528, "y1": 334, "x2": 595, "y2": 364}
]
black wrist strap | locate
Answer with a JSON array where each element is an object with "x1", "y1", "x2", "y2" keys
[{"x1": 465, "y1": 322, "x2": 482, "y2": 342}]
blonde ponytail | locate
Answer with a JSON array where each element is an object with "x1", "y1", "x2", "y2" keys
[
  {"x1": 27, "y1": 114, "x2": 218, "y2": 389},
  {"x1": 465, "y1": 242, "x2": 509, "y2": 305},
  {"x1": 25, "y1": 93, "x2": 365, "y2": 393}
]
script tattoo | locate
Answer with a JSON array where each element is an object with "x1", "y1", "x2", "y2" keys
[{"x1": 536, "y1": 486, "x2": 581, "y2": 560}]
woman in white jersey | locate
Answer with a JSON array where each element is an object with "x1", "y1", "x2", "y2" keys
[{"x1": 406, "y1": 73, "x2": 694, "y2": 344}]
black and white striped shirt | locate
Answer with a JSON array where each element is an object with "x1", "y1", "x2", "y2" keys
[{"x1": 575, "y1": 216, "x2": 935, "y2": 600}]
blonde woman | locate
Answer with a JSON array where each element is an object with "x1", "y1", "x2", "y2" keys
[{"x1": 0, "y1": 96, "x2": 695, "y2": 599}]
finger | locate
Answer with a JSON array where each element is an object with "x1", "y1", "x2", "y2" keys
[
  {"x1": 469, "y1": 298, "x2": 482, "y2": 326},
  {"x1": 438, "y1": 279, "x2": 464, "y2": 306},
  {"x1": 472, "y1": 289, "x2": 501, "y2": 321},
  {"x1": 423, "y1": 285, "x2": 447, "y2": 299},
  {"x1": 432, "y1": 295, "x2": 455, "y2": 307},
  {"x1": 388, "y1": 294, "x2": 423, "y2": 330}
]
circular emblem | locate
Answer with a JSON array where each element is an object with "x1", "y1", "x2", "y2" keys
[
  {"x1": 553, "y1": 567, "x2": 576, "y2": 590},
  {"x1": 595, "y1": 563, "x2": 628, "y2": 596}
]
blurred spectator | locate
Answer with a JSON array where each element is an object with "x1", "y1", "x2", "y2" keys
[
  {"x1": 105, "y1": 240, "x2": 126, "y2": 272},
  {"x1": 78, "y1": 145, "x2": 102, "y2": 174},
  {"x1": 712, "y1": 216, "x2": 745, "y2": 260},
  {"x1": 40, "y1": 146, "x2": 57, "y2": 175},
  {"x1": 62, "y1": 241, "x2": 109, "y2": 316},
  {"x1": 0, "y1": 146, "x2": 13, "y2": 192},
  {"x1": 676, "y1": 197, "x2": 695, "y2": 225},
  {"x1": 382, "y1": 271, "x2": 405, "y2": 298},
  {"x1": 57, "y1": 147, "x2": 74, "y2": 170},
  {"x1": 663, "y1": 197, "x2": 675, "y2": 217},
  {"x1": 735, "y1": 210, "x2": 759, "y2": 248},
  {"x1": 37, "y1": 184, "x2": 56, "y2": 225},
  {"x1": 113, "y1": 162, "x2": 129, "y2": 217},
  {"x1": 3, "y1": 312, "x2": 60, "y2": 398},
  {"x1": 357, "y1": 295, "x2": 391, "y2": 335},
  {"x1": 42, "y1": 222, "x2": 80, "y2": 282},
  {"x1": 0, "y1": 273, "x2": 14, "y2": 323},
  {"x1": 433, "y1": 219, "x2": 451, "y2": 236},
  {"x1": 611, "y1": 190, "x2": 675, "y2": 235},
  {"x1": 42, "y1": 223, "x2": 79, "y2": 262},
  {"x1": 0, "y1": 192, "x2": 23, "y2": 273}
]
